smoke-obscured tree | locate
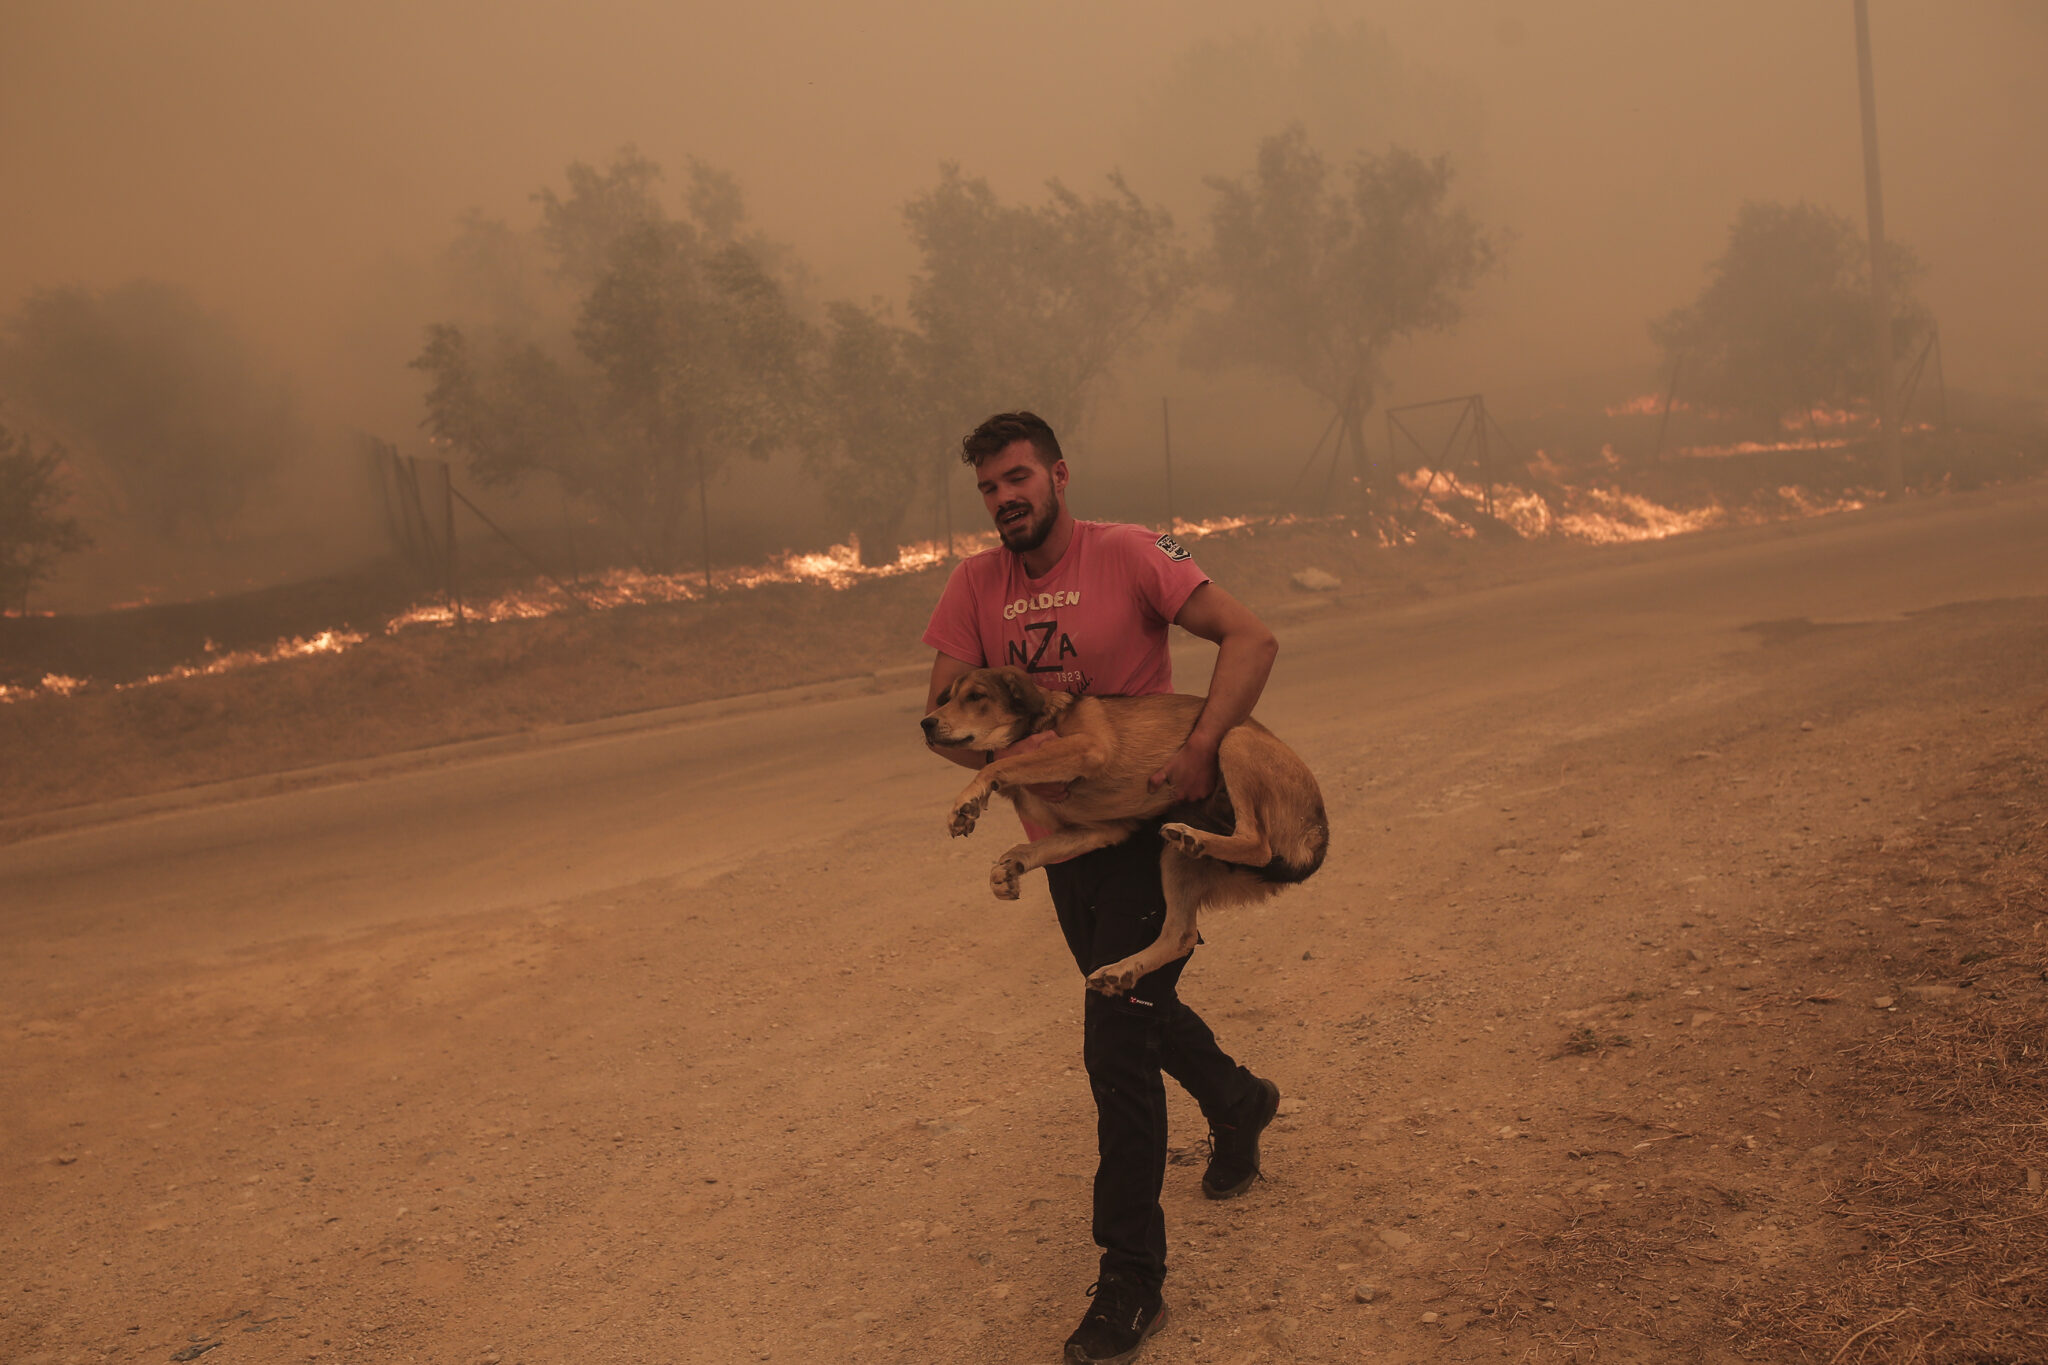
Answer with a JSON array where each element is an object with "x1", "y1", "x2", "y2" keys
[
  {"x1": 1187, "y1": 126, "x2": 1493, "y2": 497},
  {"x1": 439, "y1": 208, "x2": 551, "y2": 336},
  {"x1": 1, "y1": 281, "x2": 297, "y2": 541},
  {"x1": 1652, "y1": 199, "x2": 1929, "y2": 426},
  {"x1": 533, "y1": 147, "x2": 668, "y2": 288},
  {"x1": 904, "y1": 164, "x2": 1189, "y2": 438},
  {"x1": 809, "y1": 300, "x2": 934, "y2": 565},
  {"x1": 0, "y1": 423, "x2": 91, "y2": 613},
  {"x1": 573, "y1": 220, "x2": 812, "y2": 568},
  {"x1": 1125, "y1": 18, "x2": 1486, "y2": 225},
  {"x1": 415, "y1": 150, "x2": 813, "y2": 572}
]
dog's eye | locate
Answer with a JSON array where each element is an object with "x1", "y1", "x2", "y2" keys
[{"x1": 961, "y1": 689, "x2": 982, "y2": 702}]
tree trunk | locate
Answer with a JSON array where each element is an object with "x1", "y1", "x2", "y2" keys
[
  {"x1": 855, "y1": 512, "x2": 903, "y2": 568},
  {"x1": 1343, "y1": 389, "x2": 1375, "y2": 505}
]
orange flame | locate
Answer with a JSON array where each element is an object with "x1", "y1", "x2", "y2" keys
[
  {"x1": 1675, "y1": 435, "x2": 1854, "y2": 458},
  {"x1": 1605, "y1": 394, "x2": 1690, "y2": 417},
  {"x1": 1396, "y1": 468, "x2": 1864, "y2": 545},
  {"x1": 0, "y1": 673, "x2": 88, "y2": 703},
  {"x1": 0, "y1": 490, "x2": 1869, "y2": 705},
  {"x1": 127, "y1": 631, "x2": 368, "y2": 689}
]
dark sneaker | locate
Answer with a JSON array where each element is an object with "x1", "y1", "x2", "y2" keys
[
  {"x1": 1063, "y1": 1275, "x2": 1167, "y2": 1363},
  {"x1": 1202, "y1": 1076, "x2": 1281, "y2": 1199}
]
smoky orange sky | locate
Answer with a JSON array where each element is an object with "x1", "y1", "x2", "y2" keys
[{"x1": 3, "y1": 0, "x2": 2044, "y2": 585}]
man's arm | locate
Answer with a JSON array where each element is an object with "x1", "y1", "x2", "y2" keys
[{"x1": 1149, "y1": 582, "x2": 1279, "y2": 801}]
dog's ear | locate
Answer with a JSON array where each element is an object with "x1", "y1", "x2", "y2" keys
[{"x1": 992, "y1": 668, "x2": 1054, "y2": 732}]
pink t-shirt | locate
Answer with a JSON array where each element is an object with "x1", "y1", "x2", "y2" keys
[{"x1": 923, "y1": 520, "x2": 1210, "y2": 697}]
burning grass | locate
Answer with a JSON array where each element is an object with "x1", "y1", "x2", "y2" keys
[
  {"x1": 0, "y1": 535, "x2": 994, "y2": 703},
  {"x1": 1394, "y1": 466, "x2": 1867, "y2": 546},
  {"x1": 1731, "y1": 742, "x2": 2048, "y2": 1364},
  {"x1": 16, "y1": 418, "x2": 2042, "y2": 706},
  {"x1": 1, "y1": 445, "x2": 1917, "y2": 705}
]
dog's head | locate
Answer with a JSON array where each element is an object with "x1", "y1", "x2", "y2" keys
[{"x1": 920, "y1": 667, "x2": 1065, "y2": 750}]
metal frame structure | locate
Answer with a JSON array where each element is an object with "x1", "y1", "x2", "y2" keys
[
  {"x1": 1896, "y1": 326, "x2": 1949, "y2": 432},
  {"x1": 1384, "y1": 394, "x2": 1521, "y2": 520},
  {"x1": 371, "y1": 438, "x2": 590, "y2": 620}
]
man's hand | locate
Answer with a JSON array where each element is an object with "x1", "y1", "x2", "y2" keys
[
  {"x1": 995, "y1": 729, "x2": 1072, "y2": 803},
  {"x1": 1149, "y1": 736, "x2": 1220, "y2": 803}
]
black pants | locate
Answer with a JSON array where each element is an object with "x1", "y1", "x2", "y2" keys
[{"x1": 1045, "y1": 826, "x2": 1261, "y2": 1293}]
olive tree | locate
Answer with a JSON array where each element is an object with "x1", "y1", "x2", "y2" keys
[
  {"x1": 414, "y1": 150, "x2": 812, "y2": 573},
  {"x1": 904, "y1": 164, "x2": 1189, "y2": 438},
  {"x1": 0, "y1": 424, "x2": 91, "y2": 612},
  {"x1": 808, "y1": 300, "x2": 933, "y2": 566},
  {"x1": 1187, "y1": 126, "x2": 1493, "y2": 496},
  {"x1": 3, "y1": 281, "x2": 296, "y2": 541},
  {"x1": 1652, "y1": 199, "x2": 1929, "y2": 426}
]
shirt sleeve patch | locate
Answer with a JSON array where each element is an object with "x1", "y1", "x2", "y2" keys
[{"x1": 1154, "y1": 531, "x2": 1192, "y2": 562}]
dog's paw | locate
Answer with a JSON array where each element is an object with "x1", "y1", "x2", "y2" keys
[
  {"x1": 1087, "y1": 958, "x2": 1143, "y2": 997},
  {"x1": 1161, "y1": 822, "x2": 1208, "y2": 858},
  {"x1": 990, "y1": 856, "x2": 1025, "y2": 900},
  {"x1": 949, "y1": 786, "x2": 993, "y2": 837}
]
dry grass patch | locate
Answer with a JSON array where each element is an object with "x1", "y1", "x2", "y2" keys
[{"x1": 1733, "y1": 738, "x2": 2048, "y2": 1364}]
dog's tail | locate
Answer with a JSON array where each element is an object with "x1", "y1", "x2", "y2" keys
[{"x1": 1258, "y1": 792, "x2": 1329, "y2": 885}]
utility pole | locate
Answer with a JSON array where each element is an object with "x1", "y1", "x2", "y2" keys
[{"x1": 1854, "y1": 0, "x2": 1904, "y2": 498}]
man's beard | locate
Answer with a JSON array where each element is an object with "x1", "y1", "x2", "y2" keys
[{"x1": 997, "y1": 496, "x2": 1056, "y2": 553}]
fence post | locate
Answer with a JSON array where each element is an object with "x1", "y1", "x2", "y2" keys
[{"x1": 441, "y1": 461, "x2": 462, "y2": 626}]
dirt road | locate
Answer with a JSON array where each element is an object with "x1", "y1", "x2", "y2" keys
[{"x1": 6, "y1": 483, "x2": 2046, "y2": 1364}]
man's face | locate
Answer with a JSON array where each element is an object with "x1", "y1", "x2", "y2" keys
[{"x1": 976, "y1": 439, "x2": 1065, "y2": 553}]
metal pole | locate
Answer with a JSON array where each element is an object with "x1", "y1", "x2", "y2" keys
[
  {"x1": 696, "y1": 454, "x2": 714, "y2": 593},
  {"x1": 1161, "y1": 397, "x2": 1177, "y2": 533},
  {"x1": 441, "y1": 460, "x2": 462, "y2": 627},
  {"x1": 1284, "y1": 403, "x2": 1345, "y2": 501},
  {"x1": 1854, "y1": 0, "x2": 1904, "y2": 498},
  {"x1": 1323, "y1": 394, "x2": 1347, "y2": 503},
  {"x1": 1652, "y1": 353, "x2": 1685, "y2": 462},
  {"x1": 1475, "y1": 396, "x2": 1493, "y2": 518},
  {"x1": 1932, "y1": 328, "x2": 1949, "y2": 432},
  {"x1": 446, "y1": 485, "x2": 590, "y2": 611}
]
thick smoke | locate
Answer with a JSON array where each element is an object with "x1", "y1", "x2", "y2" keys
[{"x1": 1, "y1": 1, "x2": 2040, "y2": 608}]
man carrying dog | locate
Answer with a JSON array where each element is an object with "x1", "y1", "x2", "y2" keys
[{"x1": 923, "y1": 411, "x2": 1283, "y2": 1363}]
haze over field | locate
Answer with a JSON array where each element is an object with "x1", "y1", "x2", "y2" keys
[
  {"x1": 2, "y1": 0, "x2": 2044, "y2": 606},
  {"x1": 6, "y1": 14, "x2": 2048, "y2": 1357}
]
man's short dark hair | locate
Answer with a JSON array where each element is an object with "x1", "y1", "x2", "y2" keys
[{"x1": 961, "y1": 411, "x2": 1063, "y2": 469}]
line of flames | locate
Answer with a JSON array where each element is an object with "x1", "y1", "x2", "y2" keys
[
  {"x1": 1396, "y1": 468, "x2": 1865, "y2": 545},
  {"x1": 1604, "y1": 393, "x2": 1869, "y2": 428},
  {"x1": 1602, "y1": 394, "x2": 1935, "y2": 459},
  {"x1": 0, "y1": 630, "x2": 371, "y2": 705},
  {"x1": 0, "y1": 489, "x2": 1866, "y2": 704}
]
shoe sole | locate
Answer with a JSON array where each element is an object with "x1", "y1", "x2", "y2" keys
[
  {"x1": 1202, "y1": 1078, "x2": 1281, "y2": 1199},
  {"x1": 1063, "y1": 1298, "x2": 1168, "y2": 1364}
]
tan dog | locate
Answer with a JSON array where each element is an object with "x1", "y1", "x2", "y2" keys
[{"x1": 922, "y1": 667, "x2": 1328, "y2": 994}]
